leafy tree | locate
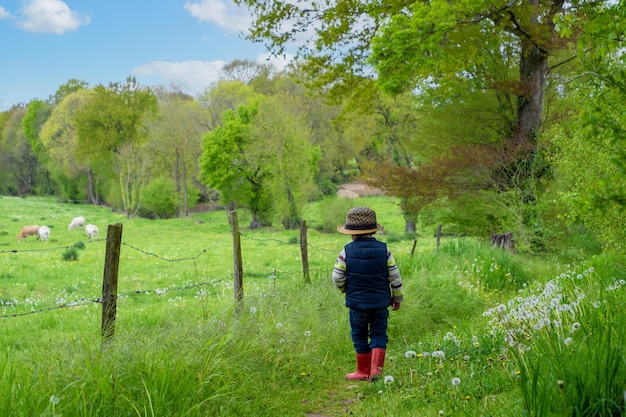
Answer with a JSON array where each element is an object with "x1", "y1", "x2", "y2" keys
[
  {"x1": 148, "y1": 87, "x2": 208, "y2": 216},
  {"x1": 197, "y1": 79, "x2": 255, "y2": 129},
  {"x1": 550, "y1": 48, "x2": 626, "y2": 251},
  {"x1": 50, "y1": 79, "x2": 88, "y2": 105},
  {"x1": 199, "y1": 97, "x2": 272, "y2": 228},
  {"x1": 40, "y1": 89, "x2": 98, "y2": 203},
  {"x1": 0, "y1": 106, "x2": 39, "y2": 195},
  {"x1": 253, "y1": 94, "x2": 318, "y2": 229},
  {"x1": 235, "y1": 0, "x2": 624, "y2": 241},
  {"x1": 73, "y1": 77, "x2": 158, "y2": 216}
]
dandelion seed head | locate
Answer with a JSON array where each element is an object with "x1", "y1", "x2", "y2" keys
[
  {"x1": 564, "y1": 337, "x2": 573, "y2": 346},
  {"x1": 249, "y1": 306, "x2": 257, "y2": 314},
  {"x1": 276, "y1": 322, "x2": 283, "y2": 328},
  {"x1": 439, "y1": 410, "x2": 444, "y2": 416},
  {"x1": 432, "y1": 350, "x2": 445, "y2": 359},
  {"x1": 49, "y1": 395, "x2": 60, "y2": 405},
  {"x1": 571, "y1": 322, "x2": 581, "y2": 332},
  {"x1": 451, "y1": 377, "x2": 461, "y2": 386},
  {"x1": 405, "y1": 350, "x2": 417, "y2": 358},
  {"x1": 384, "y1": 375, "x2": 394, "y2": 384}
]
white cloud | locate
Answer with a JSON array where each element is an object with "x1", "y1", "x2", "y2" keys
[
  {"x1": 132, "y1": 60, "x2": 227, "y2": 96},
  {"x1": 16, "y1": 0, "x2": 90, "y2": 34},
  {"x1": 184, "y1": 0, "x2": 252, "y2": 33},
  {"x1": 0, "y1": 7, "x2": 11, "y2": 19},
  {"x1": 132, "y1": 54, "x2": 295, "y2": 97}
]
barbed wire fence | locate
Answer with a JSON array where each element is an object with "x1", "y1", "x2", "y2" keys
[{"x1": 1, "y1": 212, "x2": 344, "y2": 345}]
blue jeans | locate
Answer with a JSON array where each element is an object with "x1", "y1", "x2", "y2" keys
[{"x1": 349, "y1": 307, "x2": 389, "y2": 353}]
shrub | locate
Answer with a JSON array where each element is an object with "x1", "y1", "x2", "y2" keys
[
  {"x1": 317, "y1": 197, "x2": 354, "y2": 233},
  {"x1": 62, "y1": 247, "x2": 79, "y2": 261},
  {"x1": 141, "y1": 177, "x2": 178, "y2": 219}
]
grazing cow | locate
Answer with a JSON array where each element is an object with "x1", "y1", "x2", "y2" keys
[
  {"x1": 86, "y1": 224, "x2": 99, "y2": 241},
  {"x1": 38, "y1": 225, "x2": 51, "y2": 242},
  {"x1": 18, "y1": 225, "x2": 40, "y2": 242},
  {"x1": 68, "y1": 216, "x2": 85, "y2": 230}
]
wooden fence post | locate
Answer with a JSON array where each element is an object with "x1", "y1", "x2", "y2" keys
[
  {"x1": 300, "y1": 221, "x2": 310, "y2": 284},
  {"x1": 436, "y1": 224, "x2": 442, "y2": 252},
  {"x1": 101, "y1": 223, "x2": 123, "y2": 347},
  {"x1": 229, "y1": 211, "x2": 244, "y2": 312}
]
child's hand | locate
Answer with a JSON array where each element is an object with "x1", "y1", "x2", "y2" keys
[{"x1": 392, "y1": 302, "x2": 401, "y2": 311}]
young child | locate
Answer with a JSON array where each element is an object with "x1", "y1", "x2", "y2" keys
[{"x1": 332, "y1": 206, "x2": 404, "y2": 381}]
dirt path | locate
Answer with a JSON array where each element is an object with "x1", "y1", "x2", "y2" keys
[{"x1": 337, "y1": 182, "x2": 384, "y2": 198}]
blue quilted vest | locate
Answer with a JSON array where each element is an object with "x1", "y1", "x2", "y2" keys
[{"x1": 344, "y1": 238, "x2": 392, "y2": 310}]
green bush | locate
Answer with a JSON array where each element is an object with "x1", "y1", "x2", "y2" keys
[
  {"x1": 316, "y1": 197, "x2": 354, "y2": 233},
  {"x1": 62, "y1": 247, "x2": 79, "y2": 261},
  {"x1": 141, "y1": 177, "x2": 178, "y2": 218}
]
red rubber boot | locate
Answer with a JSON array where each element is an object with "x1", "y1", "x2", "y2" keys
[
  {"x1": 345, "y1": 352, "x2": 371, "y2": 380},
  {"x1": 369, "y1": 348, "x2": 386, "y2": 380}
]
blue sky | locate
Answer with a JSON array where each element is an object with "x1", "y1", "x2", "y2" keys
[{"x1": 0, "y1": 0, "x2": 292, "y2": 111}]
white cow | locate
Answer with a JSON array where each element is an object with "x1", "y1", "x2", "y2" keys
[
  {"x1": 68, "y1": 216, "x2": 85, "y2": 230},
  {"x1": 86, "y1": 224, "x2": 99, "y2": 241},
  {"x1": 38, "y1": 225, "x2": 50, "y2": 242}
]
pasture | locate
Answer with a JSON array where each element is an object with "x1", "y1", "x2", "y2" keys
[{"x1": 0, "y1": 195, "x2": 624, "y2": 416}]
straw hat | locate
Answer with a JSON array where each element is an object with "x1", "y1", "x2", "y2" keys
[{"x1": 337, "y1": 206, "x2": 381, "y2": 235}]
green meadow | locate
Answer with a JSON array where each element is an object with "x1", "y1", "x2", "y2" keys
[{"x1": 0, "y1": 196, "x2": 624, "y2": 417}]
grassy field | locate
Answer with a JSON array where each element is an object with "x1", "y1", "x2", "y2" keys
[{"x1": 0, "y1": 195, "x2": 624, "y2": 417}]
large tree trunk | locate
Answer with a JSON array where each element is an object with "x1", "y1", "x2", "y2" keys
[
  {"x1": 87, "y1": 166, "x2": 98, "y2": 204},
  {"x1": 510, "y1": 0, "x2": 554, "y2": 199}
]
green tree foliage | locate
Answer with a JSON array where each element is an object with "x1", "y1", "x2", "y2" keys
[
  {"x1": 550, "y1": 51, "x2": 626, "y2": 251},
  {"x1": 50, "y1": 79, "x2": 88, "y2": 105},
  {"x1": 140, "y1": 177, "x2": 178, "y2": 219},
  {"x1": 198, "y1": 79, "x2": 256, "y2": 129},
  {"x1": 253, "y1": 94, "x2": 318, "y2": 229},
  {"x1": 236, "y1": 0, "x2": 625, "y2": 242},
  {"x1": 73, "y1": 77, "x2": 158, "y2": 216},
  {"x1": 21, "y1": 100, "x2": 52, "y2": 157},
  {"x1": 40, "y1": 89, "x2": 95, "y2": 202},
  {"x1": 0, "y1": 106, "x2": 39, "y2": 195},
  {"x1": 199, "y1": 97, "x2": 271, "y2": 228},
  {"x1": 199, "y1": 93, "x2": 318, "y2": 229},
  {"x1": 148, "y1": 87, "x2": 208, "y2": 216}
]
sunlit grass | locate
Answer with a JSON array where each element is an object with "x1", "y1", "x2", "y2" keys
[{"x1": 0, "y1": 196, "x2": 623, "y2": 416}]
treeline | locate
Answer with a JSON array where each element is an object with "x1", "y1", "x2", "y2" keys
[
  {"x1": 0, "y1": 63, "x2": 360, "y2": 229},
  {"x1": 2, "y1": 0, "x2": 626, "y2": 258}
]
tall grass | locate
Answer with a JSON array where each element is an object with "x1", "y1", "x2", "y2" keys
[{"x1": 0, "y1": 196, "x2": 623, "y2": 416}]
